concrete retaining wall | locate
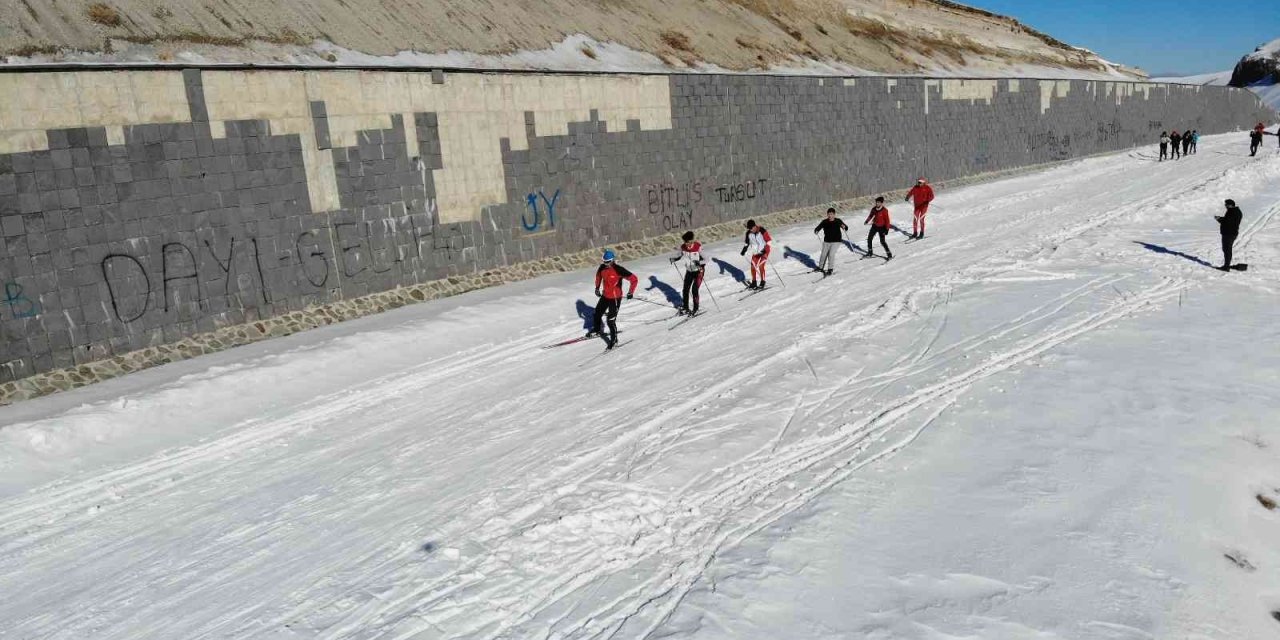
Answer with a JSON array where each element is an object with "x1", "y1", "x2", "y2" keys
[{"x1": 0, "y1": 68, "x2": 1273, "y2": 400}]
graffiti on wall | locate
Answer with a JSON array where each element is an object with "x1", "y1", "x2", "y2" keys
[
  {"x1": 521, "y1": 189, "x2": 561, "y2": 232},
  {"x1": 3, "y1": 282, "x2": 40, "y2": 320},
  {"x1": 714, "y1": 178, "x2": 768, "y2": 204},
  {"x1": 97, "y1": 215, "x2": 445, "y2": 324},
  {"x1": 646, "y1": 180, "x2": 702, "y2": 232},
  {"x1": 1026, "y1": 131, "x2": 1072, "y2": 159}
]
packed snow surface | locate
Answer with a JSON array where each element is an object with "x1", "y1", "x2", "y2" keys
[{"x1": 2, "y1": 134, "x2": 1280, "y2": 639}]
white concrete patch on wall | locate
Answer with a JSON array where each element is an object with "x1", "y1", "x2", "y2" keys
[
  {"x1": 0, "y1": 71, "x2": 190, "y2": 154},
  {"x1": 199, "y1": 70, "x2": 673, "y2": 223},
  {"x1": 1039, "y1": 79, "x2": 1072, "y2": 113},
  {"x1": 940, "y1": 79, "x2": 998, "y2": 105},
  {"x1": 1110, "y1": 82, "x2": 1155, "y2": 106}
]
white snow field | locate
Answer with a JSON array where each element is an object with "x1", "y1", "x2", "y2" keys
[{"x1": 2, "y1": 132, "x2": 1280, "y2": 640}]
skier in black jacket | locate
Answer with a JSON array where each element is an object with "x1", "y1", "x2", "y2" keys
[
  {"x1": 1250, "y1": 129, "x2": 1264, "y2": 156},
  {"x1": 1215, "y1": 199, "x2": 1243, "y2": 271},
  {"x1": 813, "y1": 207, "x2": 849, "y2": 275},
  {"x1": 1170, "y1": 131, "x2": 1182, "y2": 159}
]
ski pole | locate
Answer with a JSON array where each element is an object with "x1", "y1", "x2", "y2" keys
[
  {"x1": 769, "y1": 258, "x2": 787, "y2": 288},
  {"x1": 629, "y1": 295, "x2": 670, "y2": 308},
  {"x1": 699, "y1": 267, "x2": 722, "y2": 312}
]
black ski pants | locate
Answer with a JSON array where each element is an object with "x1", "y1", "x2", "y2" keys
[
  {"x1": 1159, "y1": 143, "x2": 1167, "y2": 160},
  {"x1": 867, "y1": 225, "x2": 891, "y2": 256},
  {"x1": 1222, "y1": 232, "x2": 1237, "y2": 268},
  {"x1": 681, "y1": 269, "x2": 704, "y2": 313},
  {"x1": 592, "y1": 296, "x2": 621, "y2": 339}
]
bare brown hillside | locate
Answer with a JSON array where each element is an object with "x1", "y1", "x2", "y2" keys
[{"x1": 0, "y1": 0, "x2": 1141, "y2": 76}]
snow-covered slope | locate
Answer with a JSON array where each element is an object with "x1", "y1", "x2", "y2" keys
[
  {"x1": 0, "y1": 0, "x2": 1140, "y2": 78},
  {"x1": 1, "y1": 134, "x2": 1279, "y2": 638},
  {"x1": 1157, "y1": 38, "x2": 1280, "y2": 112}
]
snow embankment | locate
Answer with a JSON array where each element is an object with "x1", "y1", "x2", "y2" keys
[{"x1": 1, "y1": 134, "x2": 1279, "y2": 638}]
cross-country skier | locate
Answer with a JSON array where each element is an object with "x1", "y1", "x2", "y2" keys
[
  {"x1": 904, "y1": 177, "x2": 935, "y2": 239},
  {"x1": 668, "y1": 230, "x2": 706, "y2": 315},
  {"x1": 813, "y1": 207, "x2": 848, "y2": 275},
  {"x1": 1215, "y1": 199, "x2": 1242, "y2": 271},
  {"x1": 864, "y1": 196, "x2": 893, "y2": 260},
  {"x1": 1159, "y1": 132, "x2": 1169, "y2": 161},
  {"x1": 588, "y1": 249, "x2": 638, "y2": 348},
  {"x1": 1181, "y1": 129, "x2": 1192, "y2": 156},
  {"x1": 740, "y1": 219, "x2": 772, "y2": 289},
  {"x1": 1170, "y1": 131, "x2": 1182, "y2": 159},
  {"x1": 1190, "y1": 130, "x2": 1199, "y2": 154},
  {"x1": 1250, "y1": 129, "x2": 1264, "y2": 156}
]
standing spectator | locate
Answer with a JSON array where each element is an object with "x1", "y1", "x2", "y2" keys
[
  {"x1": 1170, "y1": 131, "x2": 1182, "y2": 159},
  {"x1": 1159, "y1": 131, "x2": 1169, "y2": 161},
  {"x1": 1215, "y1": 199, "x2": 1242, "y2": 271}
]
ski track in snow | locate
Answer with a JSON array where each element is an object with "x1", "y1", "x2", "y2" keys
[{"x1": 0, "y1": 136, "x2": 1279, "y2": 639}]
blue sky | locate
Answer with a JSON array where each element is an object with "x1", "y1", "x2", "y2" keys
[{"x1": 970, "y1": 0, "x2": 1280, "y2": 75}]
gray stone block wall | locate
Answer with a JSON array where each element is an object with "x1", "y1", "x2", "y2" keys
[{"x1": 0, "y1": 70, "x2": 1274, "y2": 383}]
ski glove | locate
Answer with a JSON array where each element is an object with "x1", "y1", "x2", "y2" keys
[
  {"x1": 595, "y1": 289, "x2": 601, "y2": 297},
  {"x1": 669, "y1": 257, "x2": 678, "y2": 264},
  {"x1": 740, "y1": 246, "x2": 748, "y2": 256},
  {"x1": 626, "y1": 293, "x2": 633, "y2": 300}
]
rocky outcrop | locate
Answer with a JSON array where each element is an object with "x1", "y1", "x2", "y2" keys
[{"x1": 1229, "y1": 39, "x2": 1280, "y2": 88}]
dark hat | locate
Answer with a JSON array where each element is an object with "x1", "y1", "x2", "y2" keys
[
  {"x1": 826, "y1": 207, "x2": 836, "y2": 213},
  {"x1": 745, "y1": 219, "x2": 756, "y2": 229},
  {"x1": 681, "y1": 230, "x2": 695, "y2": 242},
  {"x1": 1225, "y1": 199, "x2": 1236, "y2": 206},
  {"x1": 874, "y1": 196, "x2": 885, "y2": 202}
]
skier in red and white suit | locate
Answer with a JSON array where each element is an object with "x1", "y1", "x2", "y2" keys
[
  {"x1": 740, "y1": 219, "x2": 772, "y2": 289},
  {"x1": 904, "y1": 178, "x2": 935, "y2": 239}
]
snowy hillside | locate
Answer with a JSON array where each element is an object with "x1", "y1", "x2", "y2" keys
[
  {"x1": 1157, "y1": 37, "x2": 1280, "y2": 112},
  {"x1": 2, "y1": 134, "x2": 1279, "y2": 638},
  {"x1": 0, "y1": 0, "x2": 1140, "y2": 78}
]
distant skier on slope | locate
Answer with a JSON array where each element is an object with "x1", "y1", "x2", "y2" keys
[
  {"x1": 864, "y1": 196, "x2": 893, "y2": 260},
  {"x1": 813, "y1": 207, "x2": 849, "y2": 276},
  {"x1": 1215, "y1": 199, "x2": 1243, "y2": 271},
  {"x1": 1159, "y1": 131, "x2": 1169, "y2": 161},
  {"x1": 904, "y1": 177, "x2": 935, "y2": 239},
  {"x1": 740, "y1": 219, "x2": 772, "y2": 289},
  {"x1": 669, "y1": 230, "x2": 706, "y2": 316},
  {"x1": 588, "y1": 249, "x2": 638, "y2": 349},
  {"x1": 1181, "y1": 129, "x2": 1192, "y2": 156},
  {"x1": 1250, "y1": 129, "x2": 1264, "y2": 156},
  {"x1": 1170, "y1": 131, "x2": 1182, "y2": 159},
  {"x1": 1190, "y1": 130, "x2": 1199, "y2": 154}
]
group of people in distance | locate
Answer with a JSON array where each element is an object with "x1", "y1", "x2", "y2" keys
[
  {"x1": 584, "y1": 179, "x2": 936, "y2": 349},
  {"x1": 1157, "y1": 129, "x2": 1199, "y2": 160},
  {"x1": 1249, "y1": 122, "x2": 1280, "y2": 156}
]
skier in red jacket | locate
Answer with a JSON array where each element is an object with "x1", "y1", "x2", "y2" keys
[
  {"x1": 589, "y1": 249, "x2": 638, "y2": 348},
  {"x1": 904, "y1": 178, "x2": 934, "y2": 239},
  {"x1": 864, "y1": 196, "x2": 893, "y2": 260}
]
